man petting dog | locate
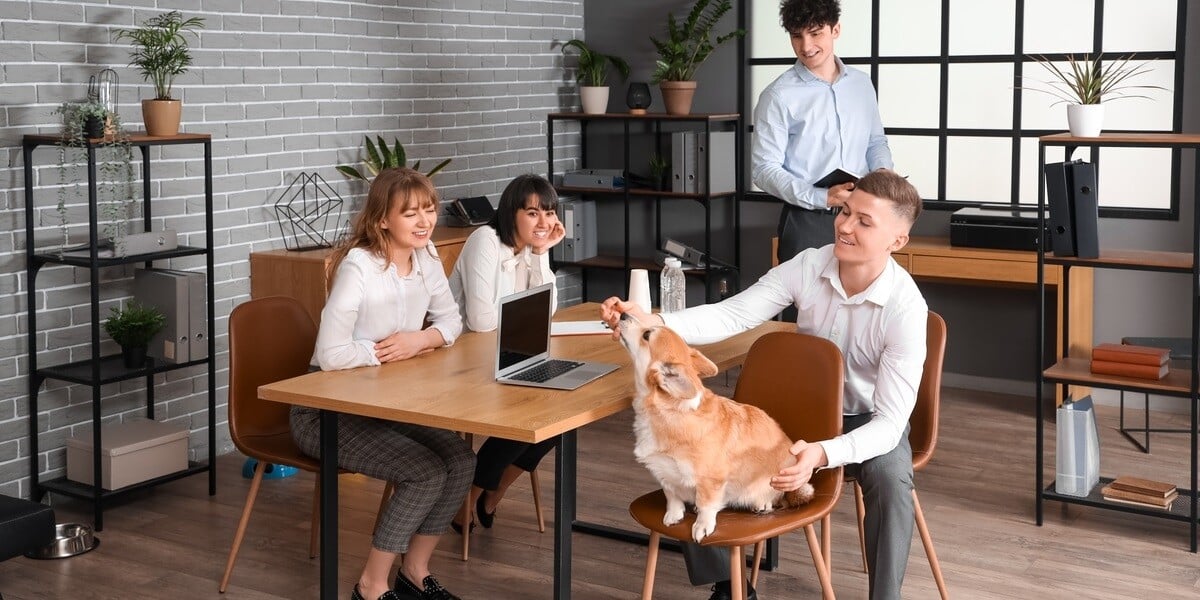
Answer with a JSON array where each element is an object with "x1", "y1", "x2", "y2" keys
[{"x1": 602, "y1": 169, "x2": 926, "y2": 600}]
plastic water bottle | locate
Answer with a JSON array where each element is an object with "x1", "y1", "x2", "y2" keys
[{"x1": 660, "y1": 257, "x2": 687, "y2": 313}]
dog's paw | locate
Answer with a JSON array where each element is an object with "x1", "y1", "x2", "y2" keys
[
  {"x1": 752, "y1": 502, "x2": 775, "y2": 514},
  {"x1": 691, "y1": 515, "x2": 716, "y2": 542},
  {"x1": 663, "y1": 500, "x2": 686, "y2": 526}
]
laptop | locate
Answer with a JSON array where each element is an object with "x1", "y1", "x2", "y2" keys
[{"x1": 494, "y1": 283, "x2": 618, "y2": 390}]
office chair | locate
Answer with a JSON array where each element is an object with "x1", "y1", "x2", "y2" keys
[
  {"x1": 629, "y1": 332, "x2": 845, "y2": 599},
  {"x1": 843, "y1": 310, "x2": 949, "y2": 599},
  {"x1": 219, "y1": 296, "x2": 393, "y2": 593}
]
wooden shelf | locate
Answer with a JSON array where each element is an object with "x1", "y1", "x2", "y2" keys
[
  {"x1": 1039, "y1": 132, "x2": 1200, "y2": 147},
  {"x1": 555, "y1": 185, "x2": 735, "y2": 200},
  {"x1": 1045, "y1": 248, "x2": 1193, "y2": 272},
  {"x1": 1044, "y1": 357, "x2": 1194, "y2": 396},
  {"x1": 547, "y1": 112, "x2": 740, "y2": 122}
]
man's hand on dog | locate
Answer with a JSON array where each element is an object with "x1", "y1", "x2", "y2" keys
[
  {"x1": 600, "y1": 297, "x2": 664, "y2": 339},
  {"x1": 771, "y1": 440, "x2": 828, "y2": 491}
]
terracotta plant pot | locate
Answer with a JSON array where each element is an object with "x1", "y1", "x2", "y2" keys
[
  {"x1": 659, "y1": 80, "x2": 698, "y2": 116},
  {"x1": 142, "y1": 99, "x2": 182, "y2": 136}
]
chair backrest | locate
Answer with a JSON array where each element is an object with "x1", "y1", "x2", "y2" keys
[
  {"x1": 228, "y1": 296, "x2": 318, "y2": 459},
  {"x1": 910, "y1": 311, "x2": 947, "y2": 471},
  {"x1": 733, "y1": 331, "x2": 844, "y2": 445}
]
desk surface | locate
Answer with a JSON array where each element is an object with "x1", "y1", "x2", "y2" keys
[{"x1": 258, "y1": 303, "x2": 794, "y2": 443}]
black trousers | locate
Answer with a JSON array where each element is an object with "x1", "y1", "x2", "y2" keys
[
  {"x1": 776, "y1": 203, "x2": 837, "y2": 264},
  {"x1": 473, "y1": 437, "x2": 558, "y2": 490}
]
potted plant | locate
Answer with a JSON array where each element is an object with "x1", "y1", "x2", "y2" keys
[
  {"x1": 561, "y1": 39, "x2": 630, "y2": 115},
  {"x1": 649, "y1": 0, "x2": 744, "y2": 116},
  {"x1": 336, "y1": 136, "x2": 452, "y2": 181},
  {"x1": 1024, "y1": 54, "x2": 1166, "y2": 137},
  {"x1": 115, "y1": 11, "x2": 205, "y2": 136},
  {"x1": 103, "y1": 301, "x2": 166, "y2": 368},
  {"x1": 53, "y1": 102, "x2": 135, "y2": 254},
  {"x1": 649, "y1": 152, "x2": 671, "y2": 191}
]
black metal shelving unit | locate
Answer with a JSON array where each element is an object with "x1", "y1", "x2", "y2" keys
[
  {"x1": 546, "y1": 112, "x2": 742, "y2": 303},
  {"x1": 1035, "y1": 132, "x2": 1200, "y2": 550},
  {"x1": 22, "y1": 132, "x2": 216, "y2": 531}
]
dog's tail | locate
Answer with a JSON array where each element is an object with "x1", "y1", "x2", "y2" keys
[{"x1": 781, "y1": 483, "x2": 815, "y2": 507}]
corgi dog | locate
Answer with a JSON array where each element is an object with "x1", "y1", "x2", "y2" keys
[{"x1": 616, "y1": 313, "x2": 813, "y2": 542}]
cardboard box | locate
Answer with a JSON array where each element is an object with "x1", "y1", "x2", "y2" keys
[{"x1": 66, "y1": 418, "x2": 189, "y2": 490}]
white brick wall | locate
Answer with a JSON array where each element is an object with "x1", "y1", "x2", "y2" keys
[{"x1": 0, "y1": 0, "x2": 584, "y2": 497}]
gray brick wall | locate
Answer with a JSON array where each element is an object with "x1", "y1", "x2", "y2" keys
[{"x1": 0, "y1": 1, "x2": 584, "y2": 498}]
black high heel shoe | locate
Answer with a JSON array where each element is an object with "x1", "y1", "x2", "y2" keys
[
  {"x1": 449, "y1": 518, "x2": 475, "y2": 535},
  {"x1": 476, "y1": 492, "x2": 497, "y2": 529}
]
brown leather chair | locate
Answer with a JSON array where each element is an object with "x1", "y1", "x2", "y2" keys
[
  {"x1": 219, "y1": 296, "x2": 392, "y2": 593},
  {"x1": 844, "y1": 310, "x2": 949, "y2": 599},
  {"x1": 629, "y1": 331, "x2": 845, "y2": 600}
]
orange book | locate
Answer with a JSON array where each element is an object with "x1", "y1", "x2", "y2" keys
[
  {"x1": 1089, "y1": 359, "x2": 1168, "y2": 380},
  {"x1": 1101, "y1": 483, "x2": 1177, "y2": 507},
  {"x1": 1091, "y1": 343, "x2": 1169, "y2": 366}
]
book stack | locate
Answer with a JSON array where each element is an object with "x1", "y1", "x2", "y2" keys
[
  {"x1": 1090, "y1": 342, "x2": 1170, "y2": 380},
  {"x1": 1101, "y1": 476, "x2": 1177, "y2": 510}
]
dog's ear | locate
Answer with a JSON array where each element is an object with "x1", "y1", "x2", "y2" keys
[
  {"x1": 689, "y1": 348, "x2": 718, "y2": 378},
  {"x1": 654, "y1": 362, "x2": 699, "y2": 399}
]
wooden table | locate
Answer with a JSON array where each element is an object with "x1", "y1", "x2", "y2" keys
[{"x1": 258, "y1": 303, "x2": 793, "y2": 599}]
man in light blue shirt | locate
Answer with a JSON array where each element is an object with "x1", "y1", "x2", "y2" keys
[{"x1": 754, "y1": 0, "x2": 892, "y2": 264}]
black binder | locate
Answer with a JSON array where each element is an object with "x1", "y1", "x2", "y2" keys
[{"x1": 1043, "y1": 160, "x2": 1099, "y2": 259}]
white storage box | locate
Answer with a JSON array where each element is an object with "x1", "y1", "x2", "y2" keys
[{"x1": 66, "y1": 418, "x2": 189, "y2": 490}]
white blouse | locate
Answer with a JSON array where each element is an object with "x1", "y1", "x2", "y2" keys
[
  {"x1": 448, "y1": 226, "x2": 557, "y2": 332},
  {"x1": 315, "y1": 246, "x2": 462, "y2": 371}
]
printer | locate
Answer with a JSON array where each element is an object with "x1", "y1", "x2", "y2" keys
[{"x1": 949, "y1": 207, "x2": 1049, "y2": 251}]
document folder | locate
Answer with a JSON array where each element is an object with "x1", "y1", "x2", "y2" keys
[{"x1": 134, "y1": 268, "x2": 190, "y2": 364}]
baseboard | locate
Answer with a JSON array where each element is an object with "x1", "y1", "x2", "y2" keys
[{"x1": 942, "y1": 372, "x2": 1031, "y2": 397}]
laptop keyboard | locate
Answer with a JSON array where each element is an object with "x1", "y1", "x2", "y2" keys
[{"x1": 510, "y1": 359, "x2": 584, "y2": 383}]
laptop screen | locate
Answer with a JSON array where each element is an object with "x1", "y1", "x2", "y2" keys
[{"x1": 497, "y1": 284, "x2": 552, "y2": 372}]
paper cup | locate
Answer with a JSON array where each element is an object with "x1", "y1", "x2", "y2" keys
[{"x1": 628, "y1": 269, "x2": 651, "y2": 313}]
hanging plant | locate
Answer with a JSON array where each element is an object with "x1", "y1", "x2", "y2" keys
[{"x1": 53, "y1": 102, "x2": 137, "y2": 255}]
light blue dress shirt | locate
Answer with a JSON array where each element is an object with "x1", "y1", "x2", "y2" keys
[{"x1": 752, "y1": 57, "x2": 893, "y2": 210}]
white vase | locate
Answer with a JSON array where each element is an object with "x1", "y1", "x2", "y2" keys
[
  {"x1": 579, "y1": 86, "x2": 609, "y2": 115},
  {"x1": 1067, "y1": 104, "x2": 1105, "y2": 138}
]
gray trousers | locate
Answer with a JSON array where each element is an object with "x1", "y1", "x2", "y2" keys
[
  {"x1": 682, "y1": 414, "x2": 914, "y2": 600},
  {"x1": 290, "y1": 406, "x2": 475, "y2": 554},
  {"x1": 777, "y1": 204, "x2": 837, "y2": 264}
]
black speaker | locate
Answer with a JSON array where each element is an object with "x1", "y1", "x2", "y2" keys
[{"x1": 1043, "y1": 160, "x2": 1099, "y2": 259}]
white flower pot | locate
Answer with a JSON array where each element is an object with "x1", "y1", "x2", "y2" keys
[
  {"x1": 1067, "y1": 104, "x2": 1105, "y2": 138},
  {"x1": 580, "y1": 86, "x2": 609, "y2": 115}
]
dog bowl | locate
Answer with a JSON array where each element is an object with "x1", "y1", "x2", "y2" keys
[{"x1": 24, "y1": 523, "x2": 100, "y2": 560}]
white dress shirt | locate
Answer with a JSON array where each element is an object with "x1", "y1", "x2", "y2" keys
[
  {"x1": 752, "y1": 58, "x2": 893, "y2": 210},
  {"x1": 660, "y1": 245, "x2": 927, "y2": 468},
  {"x1": 448, "y1": 226, "x2": 557, "y2": 332},
  {"x1": 315, "y1": 246, "x2": 462, "y2": 371}
]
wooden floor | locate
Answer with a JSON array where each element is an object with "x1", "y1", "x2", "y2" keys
[{"x1": 4, "y1": 384, "x2": 1200, "y2": 599}]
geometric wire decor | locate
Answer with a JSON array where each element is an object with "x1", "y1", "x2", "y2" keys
[{"x1": 273, "y1": 171, "x2": 344, "y2": 251}]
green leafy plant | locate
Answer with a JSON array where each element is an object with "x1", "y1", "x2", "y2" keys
[
  {"x1": 1024, "y1": 54, "x2": 1166, "y2": 105},
  {"x1": 650, "y1": 0, "x2": 744, "y2": 83},
  {"x1": 648, "y1": 152, "x2": 670, "y2": 190},
  {"x1": 103, "y1": 301, "x2": 166, "y2": 348},
  {"x1": 336, "y1": 136, "x2": 452, "y2": 181},
  {"x1": 561, "y1": 39, "x2": 630, "y2": 87},
  {"x1": 52, "y1": 103, "x2": 135, "y2": 252},
  {"x1": 115, "y1": 11, "x2": 205, "y2": 100}
]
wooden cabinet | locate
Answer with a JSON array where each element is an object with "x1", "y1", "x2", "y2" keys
[{"x1": 249, "y1": 226, "x2": 477, "y2": 327}]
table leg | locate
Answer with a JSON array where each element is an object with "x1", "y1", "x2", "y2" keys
[
  {"x1": 320, "y1": 410, "x2": 339, "y2": 600},
  {"x1": 554, "y1": 430, "x2": 577, "y2": 600}
]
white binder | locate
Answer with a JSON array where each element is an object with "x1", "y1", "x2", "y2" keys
[{"x1": 134, "y1": 268, "x2": 190, "y2": 364}]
